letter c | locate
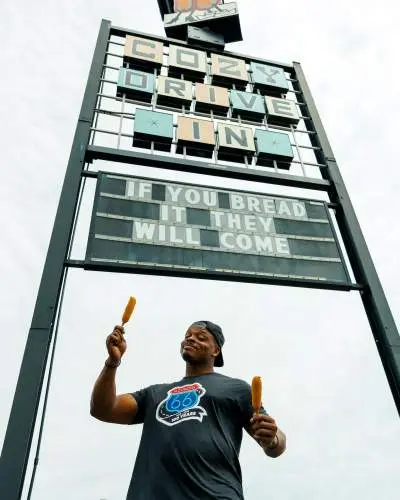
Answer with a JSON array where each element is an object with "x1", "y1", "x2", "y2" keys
[
  {"x1": 221, "y1": 233, "x2": 235, "y2": 249},
  {"x1": 132, "y1": 39, "x2": 157, "y2": 59}
]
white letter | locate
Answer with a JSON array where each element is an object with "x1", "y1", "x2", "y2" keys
[
  {"x1": 254, "y1": 236, "x2": 274, "y2": 253},
  {"x1": 186, "y1": 189, "x2": 201, "y2": 205},
  {"x1": 170, "y1": 226, "x2": 183, "y2": 244},
  {"x1": 171, "y1": 206, "x2": 185, "y2": 223},
  {"x1": 236, "y1": 234, "x2": 252, "y2": 251},
  {"x1": 221, "y1": 233, "x2": 235, "y2": 249},
  {"x1": 167, "y1": 186, "x2": 182, "y2": 203},
  {"x1": 244, "y1": 215, "x2": 257, "y2": 231},
  {"x1": 186, "y1": 227, "x2": 200, "y2": 245},
  {"x1": 262, "y1": 198, "x2": 275, "y2": 214},
  {"x1": 160, "y1": 205, "x2": 169, "y2": 221},
  {"x1": 276, "y1": 237, "x2": 290, "y2": 255},
  {"x1": 158, "y1": 225, "x2": 166, "y2": 242},
  {"x1": 211, "y1": 211, "x2": 225, "y2": 228},
  {"x1": 293, "y1": 202, "x2": 306, "y2": 218},
  {"x1": 133, "y1": 221, "x2": 155, "y2": 240},
  {"x1": 231, "y1": 194, "x2": 245, "y2": 210},
  {"x1": 139, "y1": 183, "x2": 152, "y2": 199},
  {"x1": 126, "y1": 180, "x2": 135, "y2": 198},
  {"x1": 277, "y1": 200, "x2": 291, "y2": 217},
  {"x1": 247, "y1": 196, "x2": 261, "y2": 213},
  {"x1": 203, "y1": 190, "x2": 217, "y2": 207},
  {"x1": 227, "y1": 213, "x2": 242, "y2": 230},
  {"x1": 258, "y1": 217, "x2": 274, "y2": 233}
]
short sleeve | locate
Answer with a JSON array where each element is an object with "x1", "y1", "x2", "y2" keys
[{"x1": 131, "y1": 387, "x2": 149, "y2": 424}]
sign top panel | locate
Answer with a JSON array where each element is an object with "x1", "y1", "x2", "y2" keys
[{"x1": 157, "y1": 0, "x2": 242, "y2": 44}]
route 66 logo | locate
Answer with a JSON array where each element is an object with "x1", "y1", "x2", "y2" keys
[{"x1": 156, "y1": 383, "x2": 207, "y2": 426}]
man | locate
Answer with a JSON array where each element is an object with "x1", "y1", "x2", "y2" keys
[{"x1": 90, "y1": 321, "x2": 286, "y2": 499}]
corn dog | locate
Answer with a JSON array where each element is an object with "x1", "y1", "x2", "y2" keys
[
  {"x1": 121, "y1": 296, "x2": 136, "y2": 326},
  {"x1": 251, "y1": 376, "x2": 262, "y2": 415}
]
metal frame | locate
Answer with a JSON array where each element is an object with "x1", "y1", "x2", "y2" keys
[
  {"x1": 86, "y1": 145, "x2": 331, "y2": 191},
  {"x1": 292, "y1": 62, "x2": 400, "y2": 415},
  {"x1": 0, "y1": 17, "x2": 399, "y2": 500},
  {"x1": 0, "y1": 19, "x2": 112, "y2": 500}
]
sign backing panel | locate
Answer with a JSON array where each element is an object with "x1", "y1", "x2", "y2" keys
[{"x1": 85, "y1": 173, "x2": 351, "y2": 289}]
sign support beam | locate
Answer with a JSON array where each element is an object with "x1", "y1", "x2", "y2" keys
[
  {"x1": 0, "y1": 19, "x2": 111, "y2": 500},
  {"x1": 293, "y1": 62, "x2": 400, "y2": 416},
  {"x1": 85, "y1": 145, "x2": 331, "y2": 192}
]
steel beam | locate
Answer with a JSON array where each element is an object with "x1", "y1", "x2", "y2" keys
[
  {"x1": 86, "y1": 145, "x2": 331, "y2": 192},
  {"x1": 293, "y1": 62, "x2": 400, "y2": 416},
  {"x1": 65, "y1": 260, "x2": 360, "y2": 292},
  {"x1": 0, "y1": 19, "x2": 112, "y2": 499}
]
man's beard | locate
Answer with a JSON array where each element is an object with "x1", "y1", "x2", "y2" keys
[
  {"x1": 181, "y1": 348, "x2": 194, "y2": 363},
  {"x1": 181, "y1": 348, "x2": 207, "y2": 365}
]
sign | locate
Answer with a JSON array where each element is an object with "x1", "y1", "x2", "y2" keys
[
  {"x1": 168, "y1": 44, "x2": 207, "y2": 81},
  {"x1": 129, "y1": 106, "x2": 295, "y2": 164},
  {"x1": 163, "y1": 1, "x2": 242, "y2": 43},
  {"x1": 118, "y1": 36, "x2": 299, "y2": 168},
  {"x1": 210, "y1": 53, "x2": 248, "y2": 89},
  {"x1": 174, "y1": 0, "x2": 222, "y2": 12},
  {"x1": 124, "y1": 36, "x2": 164, "y2": 71},
  {"x1": 86, "y1": 173, "x2": 350, "y2": 288}
]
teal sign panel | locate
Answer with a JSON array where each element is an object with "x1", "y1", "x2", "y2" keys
[
  {"x1": 117, "y1": 68, "x2": 155, "y2": 102},
  {"x1": 255, "y1": 129, "x2": 294, "y2": 169},
  {"x1": 134, "y1": 109, "x2": 173, "y2": 139},
  {"x1": 133, "y1": 109, "x2": 174, "y2": 151},
  {"x1": 250, "y1": 62, "x2": 289, "y2": 95},
  {"x1": 230, "y1": 90, "x2": 265, "y2": 121}
]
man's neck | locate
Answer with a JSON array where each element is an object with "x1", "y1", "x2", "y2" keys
[{"x1": 185, "y1": 364, "x2": 214, "y2": 377}]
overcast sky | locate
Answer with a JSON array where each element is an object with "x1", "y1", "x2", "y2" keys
[{"x1": 1, "y1": 1, "x2": 400, "y2": 499}]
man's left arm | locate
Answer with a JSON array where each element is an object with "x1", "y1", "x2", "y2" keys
[{"x1": 247, "y1": 414, "x2": 287, "y2": 458}]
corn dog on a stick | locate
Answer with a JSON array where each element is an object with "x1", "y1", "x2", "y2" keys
[
  {"x1": 251, "y1": 376, "x2": 262, "y2": 415},
  {"x1": 121, "y1": 296, "x2": 136, "y2": 326}
]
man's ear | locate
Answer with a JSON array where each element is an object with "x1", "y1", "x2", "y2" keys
[{"x1": 212, "y1": 344, "x2": 221, "y2": 360}]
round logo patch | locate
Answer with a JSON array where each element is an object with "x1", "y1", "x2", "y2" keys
[{"x1": 156, "y1": 383, "x2": 207, "y2": 426}]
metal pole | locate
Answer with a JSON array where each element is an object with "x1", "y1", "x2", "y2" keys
[
  {"x1": 0, "y1": 19, "x2": 111, "y2": 499},
  {"x1": 293, "y1": 61, "x2": 400, "y2": 416}
]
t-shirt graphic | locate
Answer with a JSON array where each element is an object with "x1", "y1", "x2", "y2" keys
[{"x1": 156, "y1": 382, "x2": 207, "y2": 426}]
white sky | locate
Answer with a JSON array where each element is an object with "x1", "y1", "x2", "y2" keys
[{"x1": 0, "y1": 1, "x2": 399, "y2": 499}]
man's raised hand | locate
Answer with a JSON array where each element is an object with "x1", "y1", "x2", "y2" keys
[{"x1": 106, "y1": 325, "x2": 127, "y2": 363}]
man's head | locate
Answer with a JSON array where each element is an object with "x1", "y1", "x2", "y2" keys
[{"x1": 181, "y1": 321, "x2": 225, "y2": 367}]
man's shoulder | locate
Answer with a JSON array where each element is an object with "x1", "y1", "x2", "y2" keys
[
  {"x1": 138, "y1": 378, "x2": 189, "y2": 393},
  {"x1": 212, "y1": 372, "x2": 251, "y2": 390}
]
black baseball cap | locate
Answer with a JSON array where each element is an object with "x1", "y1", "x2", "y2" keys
[{"x1": 191, "y1": 321, "x2": 225, "y2": 367}]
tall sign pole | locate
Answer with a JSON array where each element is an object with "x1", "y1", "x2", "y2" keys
[
  {"x1": 293, "y1": 63, "x2": 400, "y2": 407},
  {"x1": 1, "y1": 2, "x2": 399, "y2": 499},
  {"x1": 0, "y1": 19, "x2": 111, "y2": 500}
]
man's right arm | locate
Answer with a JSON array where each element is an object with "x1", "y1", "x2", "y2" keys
[
  {"x1": 90, "y1": 362, "x2": 138, "y2": 425},
  {"x1": 90, "y1": 325, "x2": 138, "y2": 425}
]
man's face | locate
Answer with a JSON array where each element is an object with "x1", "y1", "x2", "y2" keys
[{"x1": 180, "y1": 324, "x2": 219, "y2": 365}]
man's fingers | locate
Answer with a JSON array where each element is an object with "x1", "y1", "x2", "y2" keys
[
  {"x1": 107, "y1": 332, "x2": 125, "y2": 346},
  {"x1": 250, "y1": 414, "x2": 274, "y2": 424},
  {"x1": 251, "y1": 420, "x2": 276, "y2": 432},
  {"x1": 254, "y1": 428, "x2": 276, "y2": 439}
]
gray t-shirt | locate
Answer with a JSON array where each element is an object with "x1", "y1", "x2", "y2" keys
[{"x1": 127, "y1": 372, "x2": 262, "y2": 500}]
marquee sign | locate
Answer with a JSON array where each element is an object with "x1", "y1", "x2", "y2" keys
[{"x1": 85, "y1": 173, "x2": 350, "y2": 288}]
